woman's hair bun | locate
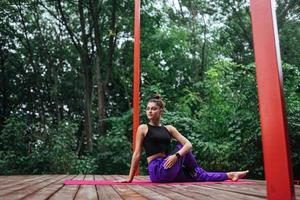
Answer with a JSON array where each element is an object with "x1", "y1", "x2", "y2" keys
[
  {"x1": 148, "y1": 93, "x2": 165, "y2": 109},
  {"x1": 152, "y1": 93, "x2": 161, "y2": 100}
]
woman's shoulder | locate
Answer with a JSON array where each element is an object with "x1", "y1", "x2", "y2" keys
[
  {"x1": 139, "y1": 124, "x2": 148, "y2": 128},
  {"x1": 164, "y1": 124, "x2": 176, "y2": 132},
  {"x1": 137, "y1": 124, "x2": 148, "y2": 137},
  {"x1": 138, "y1": 124, "x2": 148, "y2": 132},
  {"x1": 165, "y1": 124, "x2": 175, "y2": 129}
]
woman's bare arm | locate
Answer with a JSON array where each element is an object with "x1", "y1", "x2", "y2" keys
[
  {"x1": 125, "y1": 124, "x2": 145, "y2": 182},
  {"x1": 163, "y1": 125, "x2": 192, "y2": 169},
  {"x1": 167, "y1": 125, "x2": 192, "y2": 156}
]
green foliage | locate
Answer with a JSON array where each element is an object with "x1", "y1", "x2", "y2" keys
[
  {"x1": 161, "y1": 61, "x2": 264, "y2": 177},
  {"x1": 49, "y1": 120, "x2": 78, "y2": 173},
  {"x1": 280, "y1": 20, "x2": 300, "y2": 67},
  {"x1": 283, "y1": 63, "x2": 300, "y2": 178},
  {"x1": 200, "y1": 61, "x2": 263, "y2": 177},
  {"x1": 0, "y1": 0, "x2": 299, "y2": 180},
  {"x1": 0, "y1": 115, "x2": 37, "y2": 174},
  {"x1": 95, "y1": 110, "x2": 134, "y2": 174},
  {"x1": 71, "y1": 156, "x2": 98, "y2": 174},
  {"x1": 0, "y1": 116, "x2": 98, "y2": 174}
]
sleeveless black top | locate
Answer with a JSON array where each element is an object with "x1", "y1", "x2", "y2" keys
[{"x1": 143, "y1": 123, "x2": 171, "y2": 157}]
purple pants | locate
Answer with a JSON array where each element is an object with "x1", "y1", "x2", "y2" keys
[{"x1": 148, "y1": 144, "x2": 228, "y2": 183}]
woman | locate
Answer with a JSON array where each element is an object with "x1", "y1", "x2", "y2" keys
[{"x1": 122, "y1": 94, "x2": 248, "y2": 183}]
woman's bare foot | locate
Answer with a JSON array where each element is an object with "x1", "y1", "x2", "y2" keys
[{"x1": 227, "y1": 170, "x2": 249, "y2": 181}]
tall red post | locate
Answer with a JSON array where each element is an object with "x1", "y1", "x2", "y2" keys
[
  {"x1": 250, "y1": 0, "x2": 294, "y2": 199},
  {"x1": 133, "y1": 0, "x2": 140, "y2": 175}
]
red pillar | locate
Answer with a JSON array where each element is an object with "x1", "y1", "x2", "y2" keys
[
  {"x1": 133, "y1": 0, "x2": 140, "y2": 175},
  {"x1": 250, "y1": 0, "x2": 295, "y2": 199}
]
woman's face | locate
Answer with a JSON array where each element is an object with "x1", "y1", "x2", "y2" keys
[{"x1": 146, "y1": 102, "x2": 162, "y2": 121}]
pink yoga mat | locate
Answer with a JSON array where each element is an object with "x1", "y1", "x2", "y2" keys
[{"x1": 64, "y1": 179, "x2": 256, "y2": 185}]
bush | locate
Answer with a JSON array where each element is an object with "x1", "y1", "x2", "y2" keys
[
  {"x1": 95, "y1": 110, "x2": 134, "y2": 174},
  {"x1": 48, "y1": 120, "x2": 78, "y2": 173}
]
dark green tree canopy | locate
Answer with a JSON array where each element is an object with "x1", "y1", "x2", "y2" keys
[{"x1": 0, "y1": 0, "x2": 299, "y2": 179}]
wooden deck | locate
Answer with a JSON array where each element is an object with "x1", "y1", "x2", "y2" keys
[{"x1": 0, "y1": 175, "x2": 299, "y2": 199}]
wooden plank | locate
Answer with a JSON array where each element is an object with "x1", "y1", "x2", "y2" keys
[
  {"x1": 110, "y1": 176, "x2": 194, "y2": 200},
  {"x1": 107, "y1": 175, "x2": 149, "y2": 200},
  {"x1": 295, "y1": 185, "x2": 300, "y2": 199},
  {"x1": 48, "y1": 174, "x2": 85, "y2": 200},
  {"x1": 22, "y1": 174, "x2": 76, "y2": 200},
  {"x1": 134, "y1": 175, "x2": 266, "y2": 200},
  {"x1": 127, "y1": 185, "x2": 172, "y2": 200},
  {"x1": 113, "y1": 175, "x2": 172, "y2": 200},
  {"x1": 125, "y1": 176, "x2": 196, "y2": 199},
  {"x1": 0, "y1": 175, "x2": 48, "y2": 191},
  {"x1": 94, "y1": 175, "x2": 123, "y2": 200},
  {"x1": 249, "y1": 180, "x2": 299, "y2": 198},
  {"x1": 0, "y1": 175, "x2": 59, "y2": 195},
  {"x1": 201, "y1": 182, "x2": 266, "y2": 198},
  {"x1": 167, "y1": 184, "x2": 264, "y2": 200},
  {"x1": 74, "y1": 175, "x2": 98, "y2": 200},
  {"x1": 150, "y1": 184, "x2": 214, "y2": 200},
  {"x1": 0, "y1": 175, "x2": 39, "y2": 187},
  {"x1": 0, "y1": 175, "x2": 67, "y2": 200},
  {"x1": 0, "y1": 175, "x2": 296, "y2": 200},
  {"x1": 140, "y1": 184, "x2": 195, "y2": 200},
  {"x1": 134, "y1": 176, "x2": 265, "y2": 199}
]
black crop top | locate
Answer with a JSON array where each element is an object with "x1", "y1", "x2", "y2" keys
[{"x1": 143, "y1": 123, "x2": 171, "y2": 157}]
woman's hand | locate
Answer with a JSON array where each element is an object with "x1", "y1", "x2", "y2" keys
[
  {"x1": 163, "y1": 155, "x2": 178, "y2": 169},
  {"x1": 115, "y1": 178, "x2": 133, "y2": 183}
]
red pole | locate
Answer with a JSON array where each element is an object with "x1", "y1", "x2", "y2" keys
[
  {"x1": 250, "y1": 0, "x2": 294, "y2": 199},
  {"x1": 133, "y1": 0, "x2": 140, "y2": 175}
]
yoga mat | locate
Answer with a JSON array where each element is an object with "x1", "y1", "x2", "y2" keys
[{"x1": 64, "y1": 179, "x2": 256, "y2": 185}]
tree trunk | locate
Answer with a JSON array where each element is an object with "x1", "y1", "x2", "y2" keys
[
  {"x1": 90, "y1": 0, "x2": 107, "y2": 135},
  {"x1": 102, "y1": 0, "x2": 117, "y2": 133},
  {"x1": 82, "y1": 55, "x2": 93, "y2": 152},
  {"x1": 33, "y1": 6, "x2": 62, "y2": 124},
  {"x1": 0, "y1": 53, "x2": 8, "y2": 131},
  {"x1": 17, "y1": 3, "x2": 46, "y2": 126},
  {"x1": 41, "y1": 0, "x2": 94, "y2": 152},
  {"x1": 79, "y1": 0, "x2": 93, "y2": 152},
  {"x1": 91, "y1": 0, "x2": 117, "y2": 135}
]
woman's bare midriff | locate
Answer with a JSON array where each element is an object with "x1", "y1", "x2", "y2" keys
[{"x1": 147, "y1": 152, "x2": 166, "y2": 164}]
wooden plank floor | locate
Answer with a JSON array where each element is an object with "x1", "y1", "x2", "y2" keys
[{"x1": 0, "y1": 175, "x2": 299, "y2": 200}]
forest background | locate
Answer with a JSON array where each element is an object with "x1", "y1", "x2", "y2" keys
[{"x1": 0, "y1": 0, "x2": 299, "y2": 179}]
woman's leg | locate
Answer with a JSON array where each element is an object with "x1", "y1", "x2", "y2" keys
[
  {"x1": 174, "y1": 144, "x2": 198, "y2": 169},
  {"x1": 148, "y1": 157, "x2": 185, "y2": 182},
  {"x1": 148, "y1": 148, "x2": 194, "y2": 182},
  {"x1": 151, "y1": 144, "x2": 199, "y2": 182},
  {"x1": 175, "y1": 144, "x2": 228, "y2": 182},
  {"x1": 149, "y1": 144, "x2": 248, "y2": 182},
  {"x1": 194, "y1": 167, "x2": 228, "y2": 181}
]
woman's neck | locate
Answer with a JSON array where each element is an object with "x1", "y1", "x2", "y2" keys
[{"x1": 148, "y1": 119, "x2": 161, "y2": 126}]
